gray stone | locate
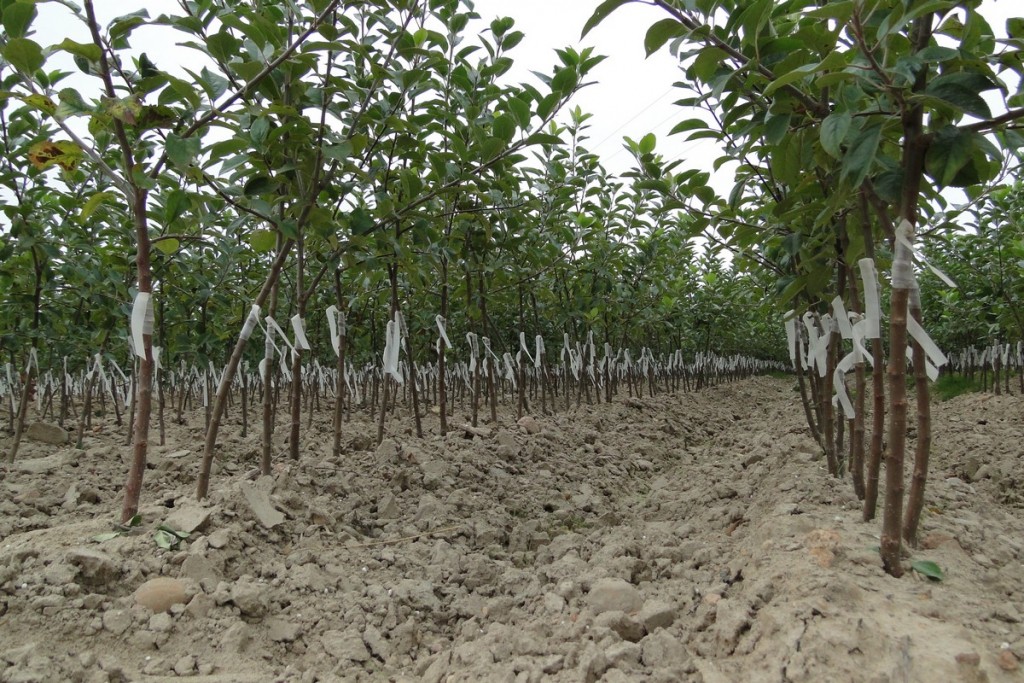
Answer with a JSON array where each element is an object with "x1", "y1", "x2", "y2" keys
[
  {"x1": 230, "y1": 581, "x2": 267, "y2": 616},
  {"x1": 164, "y1": 504, "x2": 213, "y2": 534},
  {"x1": 517, "y1": 416, "x2": 542, "y2": 434},
  {"x1": 377, "y1": 493, "x2": 400, "y2": 519},
  {"x1": 595, "y1": 610, "x2": 645, "y2": 642},
  {"x1": 322, "y1": 628, "x2": 370, "y2": 662},
  {"x1": 587, "y1": 578, "x2": 643, "y2": 615},
  {"x1": 148, "y1": 611, "x2": 173, "y2": 632},
  {"x1": 641, "y1": 630, "x2": 691, "y2": 669},
  {"x1": 16, "y1": 450, "x2": 71, "y2": 474},
  {"x1": 207, "y1": 529, "x2": 231, "y2": 549},
  {"x1": 639, "y1": 599, "x2": 677, "y2": 632},
  {"x1": 420, "y1": 460, "x2": 448, "y2": 490},
  {"x1": 267, "y1": 617, "x2": 303, "y2": 642},
  {"x1": 238, "y1": 481, "x2": 285, "y2": 528},
  {"x1": 65, "y1": 547, "x2": 118, "y2": 586},
  {"x1": 181, "y1": 555, "x2": 221, "y2": 584},
  {"x1": 172, "y1": 654, "x2": 197, "y2": 676},
  {"x1": 220, "y1": 621, "x2": 252, "y2": 653},
  {"x1": 25, "y1": 422, "x2": 69, "y2": 445},
  {"x1": 362, "y1": 624, "x2": 390, "y2": 661},
  {"x1": 102, "y1": 609, "x2": 132, "y2": 636},
  {"x1": 605, "y1": 641, "x2": 642, "y2": 669}
]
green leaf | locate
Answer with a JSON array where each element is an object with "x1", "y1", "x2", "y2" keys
[
  {"x1": 551, "y1": 67, "x2": 578, "y2": 95},
  {"x1": 840, "y1": 123, "x2": 882, "y2": 188},
  {"x1": 3, "y1": 37, "x2": 44, "y2": 73},
  {"x1": 79, "y1": 191, "x2": 115, "y2": 222},
  {"x1": 250, "y1": 229, "x2": 277, "y2": 253},
  {"x1": 55, "y1": 38, "x2": 102, "y2": 63},
  {"x1": 250, "y1": 116, "x2": 271, "y2": 145},
  {"x1": 323, "y1": 141, "x2": 353, "y2": 162},
  {"x1": 207, "y1": 30, "x2": 239, "y2": 64},
  {"x1": 154, "y1": 528, "x2": 178, "y2": 550},
  {"x1": 163, "y1": 188, "x2": 189, "y2": 224},
  {"x1": 154, "y1": 238, "x2": 179, "y2": 255},
  {"x1": 91, "y1": 532, "x2": 122, "y2": 543},
  {"x1": 639, "y1": 133, "x2": 656, "y2": 155},
  {"x1": 243, "y1": 175, "x2": 274, "y2": 196},
  {"x1": 924, "y1": 72, "x2": 997, "y2": 119},
  {"x1": 492, "y1": 114, "x2": 515, "y2": 143},
  {"x1": 2, "y1": 1, "x2": 37, "y2": 38},
  {"x1": 350, "y1": 207, "x2": 374, "y2": 235},
  {"x1": 165, "y1": 133, "x2": 200, "y2": 170},
  {"x1": 645, "y1": 18, "x2": 684, "y2": 57},
  {"x1": 581, "y1": 0, "x2": 631, "y2": 38},
  {"x1": 925, "y1": 126, "x2": 974, "y2": 186},
  {"x1": 820, "y1": 110, "x2": 851, "y2": 159},
  {"x1": 764, "y1": 113, "x2": 790, "y2": 146},
  {"x1": 668, "y1": 118, "x2": 710, "y2": 136},
  {"x1": 910, "y1": 560, "x2": 944, "y2": 581},
  {"x1": 691, "y1": 47, "x2": 727, "y2": 83},
  {"x1": 56, "y1": 88, "x2": 91, "y2": 119}
]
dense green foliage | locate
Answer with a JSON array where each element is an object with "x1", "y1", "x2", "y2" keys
[{"x1": 0, "y1": 0, "x2": 782, "y2": 375}]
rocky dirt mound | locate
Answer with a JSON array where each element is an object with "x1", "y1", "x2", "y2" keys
[{"x1": 0, "y1": 377, "x2": 1020, "y2": 682}]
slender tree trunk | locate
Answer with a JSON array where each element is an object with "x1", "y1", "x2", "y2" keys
[
  {"x1": 197, "y1": 241, "x2": 292, "y2": 499},
  {"x1": 902, "y1": 288, "x2": 932, "y2": 547}
]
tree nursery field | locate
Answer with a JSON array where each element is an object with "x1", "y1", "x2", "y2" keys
[{"x1": 0, "y1": 0, "x2": 1023, "y2": 681}]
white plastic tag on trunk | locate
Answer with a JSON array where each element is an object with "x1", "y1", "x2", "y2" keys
[
  {"x1": 561, "y1": 333, "x2": 570, "y2": 364},
  {"x1": 265, "y1": 317, "x2": 296, "y2": 356},
  {"x1": 326, "y1": 306, "x2": 344, "y2": 356},
  {"x1": 240, "y1": 304, "x2": 261, "y2": 341},
  {"x1": 383, "y1": 313, "x2": 403, "y2": 385},
  {"x1": 291, "y1": 314, "x2": 312, "y2": 351},
  {"x1": 503, "y1": 352, "x2": 516, "y2": 386},
  {"x1": 436, "y1": 315, "x2": 452, "y2": 350},
  {"x1": 832, "y1": 297, "x2": 854, "y2": 339},
  {"x1": 519, "y1": 332, "x2": 534, "y2": 366},
  {"x1": 535, "y1": 335, "x2": 544, "y2": 368},
  {"x1": 857, "y1": 259, "x2": 881, "y2": 339},
  {"x1": 467, "y1": 332, "x2": 478, "y2": 373},
  {"x1": 784, "y1": 310, "x2": 797, "y2": 365},
  {"x1": 895, "y1": 224, "x2": 957, "y2": 288},
  {"x1": 907, "y1": 315, "x2": 948, "y2": 370},
  {"x1": 153, "y1": 346, "x2": 162, "y2": 373},
  {"x1": 131, "y1": 291, "x2": 154, "y2": 359}
]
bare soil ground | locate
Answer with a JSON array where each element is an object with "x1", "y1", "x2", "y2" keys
[{"x1": 0, "y1": 376, "x2": 1021, "y2": 682}]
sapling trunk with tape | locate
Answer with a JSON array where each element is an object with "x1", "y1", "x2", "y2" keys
[
  {"x1": 331, "y1": 270, "x2": 347, "y2": 458},
  {"x1": 197, "y1": 241, "x2": 293, "y2": 499},
  {"x1": 880, "y1": 221, "x2": 916, "y2": 578}
]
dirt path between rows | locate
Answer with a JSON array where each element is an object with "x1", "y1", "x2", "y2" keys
[{"x1": 0, "y1": 376, "x2": 1021, "y2": 682}]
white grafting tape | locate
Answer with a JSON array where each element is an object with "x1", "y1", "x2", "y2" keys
[
  {"x1": 519, "y1": 332, "x2": 534, "y2": 366},
  {"x1": 535, "y1": 335, "x2": 544, "y2": 368},
  {"x1": 265, "y1": 316, "x2": 296, "y2": 356},
  {"x1": 436, "y1": 315, "x2": 452, "y2": 350},
  {"x1": 290, "y1": 314, "x2": 312, "y2": 351},
  {"x1": 895, "y1": 225, "x2": 957, "y2": 288},
  {"x1": 906, "y1": 315, "x2": 948, "y2": 370},
  {"x1": 326, "y1": 305, "x2": 341, "y2": 356},
  {"x1": 240, "y1": 304, "x2": 261, "y2": 341},
  {"x1": 383, "y1": 314, "x2": 404, "y2": 385},
  {"x1": 131, "y1": 292, "x2": 154, "y2": 359},
  {"x1": 857, "y1": 258, "x2": 882, "y2": 340},
  {"x1": 466, "y1": 332, "x2": 478, "y2": 373},
  {"x1": 784, "y1": 310, "x2": 797, "y2": 366}
]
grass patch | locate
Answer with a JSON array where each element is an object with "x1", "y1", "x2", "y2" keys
[{"x1": 932, "y1": 374, "x2": 984, "y2": 401}]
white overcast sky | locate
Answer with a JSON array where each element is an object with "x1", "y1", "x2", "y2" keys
[{"x1": 33, "y1": 0, "x2": 1022, "y2": 196}]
